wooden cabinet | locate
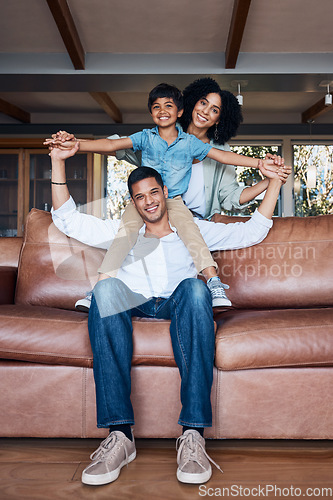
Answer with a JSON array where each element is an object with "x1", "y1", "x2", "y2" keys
[
  {"x1": 0, "y1": 150, "x2": 24, "y2": 237},
  {"x1": 0, "y1": 140, "x2": 93, "y2": 237},
  {"x1": 25, "y1": 150, "x2": 92, "y2": 215}
]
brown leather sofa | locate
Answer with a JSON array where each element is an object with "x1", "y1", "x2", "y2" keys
[{"x1": 0, "y1": 209, "x2": 332, "y2": 439}]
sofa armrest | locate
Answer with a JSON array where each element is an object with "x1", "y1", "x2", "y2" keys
[{"x1": 0, "y1": 267, "x2": 17, "y2": 304}]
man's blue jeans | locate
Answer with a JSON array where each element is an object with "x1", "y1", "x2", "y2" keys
[{"x1": 88, "y1": 277, "x2": 215, "y2": 429}]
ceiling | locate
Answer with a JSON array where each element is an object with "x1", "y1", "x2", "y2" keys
[{"x1": 1, "y1": 0, "x2": 333, "y2": 135}]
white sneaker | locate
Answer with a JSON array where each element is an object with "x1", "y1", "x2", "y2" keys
[
  {"x1": 176, "y1": 429, "x2": 223, "y2": 484},
  {"x1": 207, "y1": 278, "x2": 232, "y2": 308},
  {"x1": 75, "y1": 291, "x2": 92, "y2": 312},
  {"x1": 82, "y1": 430, "x2": 136, "y2": 485}
]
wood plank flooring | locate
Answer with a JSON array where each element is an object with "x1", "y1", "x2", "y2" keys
[{"x1": 0, "y1": 438, "x2": 332, "y2": 499}]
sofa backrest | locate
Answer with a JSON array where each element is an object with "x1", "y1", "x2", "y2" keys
[
  {"x1": 14, "y1": 208, "x2": 333, "y2": 311},
  {"x1": 15, "y1": 209, "x2": 105, "y2": 310},
  {"x1": 213, "y1": 213, "x2": 333, "y2": 309}
]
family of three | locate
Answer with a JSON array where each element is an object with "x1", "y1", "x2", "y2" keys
[{"x1": 46, "y1": 78, "x2": 290, "y2": 486}]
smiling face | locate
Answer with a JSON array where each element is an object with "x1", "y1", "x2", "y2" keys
[
  {"x1": 191, "y1": 92, "x2": 222, "y2": 130},
  {"x1": 131, "y1": 177, "x2": 168, "y2": 225},
  {"x1": 150, "y1": 97, "x2": 183, "y2": 128}
]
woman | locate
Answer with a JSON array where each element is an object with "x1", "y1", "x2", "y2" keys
[{"x1": 179, "y1": 77, "x2": 271, "y2": 220}]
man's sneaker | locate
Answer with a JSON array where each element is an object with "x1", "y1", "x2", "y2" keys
[
  {"x1": 207, "y1": 277, "x2": 232, "y2": 308},
  {"x1": 75, "y1": 291, "x2": 92, "y2": 312},
  {"x1": 82, "y1": 430, "x2": 136, "y2": 486},
  {"x1": 176, "y1": 430, "x2": 223, "y2": 484}
]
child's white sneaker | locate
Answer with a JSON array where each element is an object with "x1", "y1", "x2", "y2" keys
[
  {"x1": 75, "y1": 291, "x2": 92, "y2": 312},
  {"x1": 207, "y1": 277, "x2": 232, "y2": 308}
]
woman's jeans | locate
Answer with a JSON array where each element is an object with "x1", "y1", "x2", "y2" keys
[{"x1": 88, "y1": 277, "x2": 215, "y2": 429}]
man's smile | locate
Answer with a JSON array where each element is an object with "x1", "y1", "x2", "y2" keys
[{"x1": 145, "y1": 204, "x2": 159, "y2": 213}]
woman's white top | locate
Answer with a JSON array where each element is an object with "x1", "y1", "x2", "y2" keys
[{"x1": 182, "y1": 161, "x2": 206, "y2": 217}]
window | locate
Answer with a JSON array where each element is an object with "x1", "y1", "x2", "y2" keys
[
  {"x1": 229, "y1": 143, "x2": 281, "y2": 216},
  {"x1": 293, "y1": 143, "x2": 333, "y2": 216},
  {"x1": 103, "y1": 140, "x2": 333, "y2": 220},
  {"x1": 105, "y1": 156, "x2": 136, "y2": 219}
]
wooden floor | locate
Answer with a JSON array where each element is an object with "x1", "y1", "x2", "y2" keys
[{"x1": 0, "y1": 438, "x2": 332, "y2": 499}]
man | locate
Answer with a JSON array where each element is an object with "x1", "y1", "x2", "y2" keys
[{"x1": 50, "y1": 144, "x2": 289, "y2": 486}]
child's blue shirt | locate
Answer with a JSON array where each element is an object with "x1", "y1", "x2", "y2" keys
[{"x1": 129, "y1": 125, "x2": 212, "y2": 198}]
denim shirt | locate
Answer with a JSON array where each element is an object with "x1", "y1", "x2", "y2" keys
[{"x1": 130, "y1": 125, "x2": 211, "y2": 198}]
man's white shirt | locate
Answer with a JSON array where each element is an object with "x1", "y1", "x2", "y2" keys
[{"x1": 52, "y1": 197, "x2": 272, "y2": 299}]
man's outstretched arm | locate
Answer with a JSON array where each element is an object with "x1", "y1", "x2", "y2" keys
[
  {"x1": 50, "y1": 142, "x2": 79, "y2": 210},
  {"x1": 256, "y1": 159, "x2": 288, "y2": 220},
  {"x1": 50, "y1": 144, "x2": 121, "y2": 248},
  {"x1": 197, "y1": 162, "x2": 291, "y2": 251}
]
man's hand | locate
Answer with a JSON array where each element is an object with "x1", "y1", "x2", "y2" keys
[
  {"x1": 259, "y1": 160, "x2": 291, "y2": 184},
  {"x1": 260, "y1": 158, "x2": 280, "y2": 175},
  {"x1": 50, "y1": 141, "x2": 79, "y2": 160},
  {"x1": 277, "y1": 165, "x2": 291, "y2": 184}
]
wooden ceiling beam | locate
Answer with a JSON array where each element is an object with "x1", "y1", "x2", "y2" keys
[
  {"x1": 46, "y1": 0, "x2": 85, "y2": 70},
  {"x1": 0, "y1": 98, "x2": 30, "y2": 123},
  {"x1": 89, "y1": 92, "x2": 123, "y2": 123},
  {"x1": 225, "y1": 0, "x2": 252, "y2": 69},
  {"x1": 301, "y1": 97, "x2": 333, "y2": 123}
]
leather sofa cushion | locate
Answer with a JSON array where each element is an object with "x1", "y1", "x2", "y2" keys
[
  {"x1": 0, "y1": 305, "x2": 93, "y2": 367},
  {"x1": 215, "y1": 308, "x2": 333, "y2": 370},
  {"x1": 1, "y1": 303, "x2": 332, "y2": 371},
  {"x1": 0, "y1": 305, "x2": 176, "y2": 368}
]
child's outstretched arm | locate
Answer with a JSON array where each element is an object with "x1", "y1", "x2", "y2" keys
[
  {"x1": 207, "y1": 147, "x2": 281, "y2": 174},
  {"x1": 44, "y1": 133, "x2": 133, "y2": 155}
]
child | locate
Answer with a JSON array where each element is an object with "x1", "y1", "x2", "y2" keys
[{"x1": 46, "y1": 83, "x2": 284, "y2": 310}]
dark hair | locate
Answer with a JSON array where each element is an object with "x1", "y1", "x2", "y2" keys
[
  {"x1": 128, "y1": 167, "x2": 164, "y2": 197},
  {"x1": 148, "y1": 83, "x2": 183, "y2": 112},
  {"x1": 178, "y1": 77, "x2": 243, "y2": 145}
]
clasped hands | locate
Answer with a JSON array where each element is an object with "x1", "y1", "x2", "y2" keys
[{"x1": 261, "y1": 153, "x2": 291, "y2": 184}]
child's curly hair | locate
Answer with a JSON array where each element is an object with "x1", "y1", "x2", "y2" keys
[{"x1": 179, "y1": 77, "x2": 243, "y2": 145}]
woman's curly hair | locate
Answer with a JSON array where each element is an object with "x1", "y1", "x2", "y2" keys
[{"x1": 179, "y1": 77, "x2": 243, "y2": 145}]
